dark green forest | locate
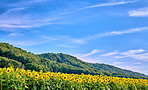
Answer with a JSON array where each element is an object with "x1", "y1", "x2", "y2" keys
[{"x1": 0, "y1": 42, "x2": 148, "y2": 79}]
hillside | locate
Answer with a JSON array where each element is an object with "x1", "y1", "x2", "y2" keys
[
  {"x1": 37, "y1": 53, "x2": 148, "y2": 78},
  {"x1": 0, "y1": 42, "x2": 148, "y2": 79}
]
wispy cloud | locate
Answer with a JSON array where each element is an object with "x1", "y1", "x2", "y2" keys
[
  {"x1": 116, "y1": 65, "x2": 148, "y2": 75},
  {"x1": 0, "y1": 0, "x2": 62, "y2": 30},
  {"x1": 101, "y1": 51, "x2": 119, "y2": 56},
  {"x1": 56, "y1": 44, "x2": 76, "y2": 48},
  {"x1": 11, "y1": 27, "x2": 148, "y2": 47},
  {"x1": 84, "y1": 27, "x2": 148, "y2": 40},
  {"x1": 0, "y1": 7, "x2": 26, "y2": 18},
  {"x1": 9, "y1": 39, "x2": 51, "y2": 46},
  {"x1": 7, "y1": 33, "x2": 17, "y2": 37},
  {"x1": 107, "y1": 27, "x2": 148, "y2": 35},
  {"x1": 0, "y1": 8, "x2": 59, "y2": 29},
  {"x1": 128, "y1": 7, "x2": 148, "y2": 17},
  {"x1": 134, "y1": 62, "x2": 142, "y2": 64},
  {"x1": 7, "y1": 33, "x2": 24, "y2": 37},
  {"x1": 78, "y1": 0, "x2": 137, "y2": 10},
  {"x1": 113, "y1": 62, "x2": 123, "y2": 65},
  {"x1": 101, "y1": 49, "x2": 148, "y2": 62},
  {"x1": 7, "y1": 35, "x2": 86, "y2": 47},
  {"x1": 43, "y1": 27, "x2": 148, "y2": 48},
  {"x1": 81, "y1": 49, "x2": 102, "y2": 57},
  {"x1": 0, "y1": 22, "x2": 54, "y2": 29},
  {"x1": 49, "y1": 36, "x2": 86, "y2": 48},
  {"x1": 114, "y1": 49, "x2": 148, "y2": 62},
  {"x1": 9, "y1": 0, "x2": 47, "y2": 7},
  {"x1": 75, "y1": 49, "x2": 103, "y2": 63}
]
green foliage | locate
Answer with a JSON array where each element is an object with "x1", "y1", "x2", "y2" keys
[
  {"x1": 0, "y1": 56, "x2": 21, "y2": 68},
  {"x1": 0, "y1": 42, "x2": 148, "y2": 79}
]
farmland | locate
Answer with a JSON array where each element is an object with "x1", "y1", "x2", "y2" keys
[{"x1": 0, "y1": 66, "x2": 148, "y2": 90}]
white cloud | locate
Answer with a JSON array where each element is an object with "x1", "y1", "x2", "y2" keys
[
  {"x1": 128, "y1": 7, "x2": 148, "y2": 17},
  {"x1": 43, "y1": 27, "x2": 148, "y2": 48},
  {"x1": 134, "y1": 62, "x2": 142, "y2": 64},
  {"x1": 113, "y1": 62, "x2": 123, "y2": 65},
  {"x1": 100, "y1": 49, "x2": 148, "y2": 62},
  {"x1": 103, "y1": 49, "x2": 148, "y2": 62},
  {"x1": 0, "y1": 1, "x2": 62, "y2": 29},
  {"x1": 79, "y1": 0, "x2": 137, "y2": 10},
  {"x1": 101, "y1": 51, "x2": 119, "y2": 56},
  {"x1": 84, "y1": 27, "x2": 148, "y2": 40},
  {"x1": 82, "y1": 49, "x2": 102, "y2": 57},
  {"x1": 8, "y1": 35, "x2": 86, "y2": 47},
  {"x1": 75, "y1": 54, "x2": 102, "y2": 63},
  {"x1": 0, "y1": 8, "x2": 26, "y2": 18},
  {"x1": 9, "y1": 39, "x2": 50, "y2": 46},
  {"x1": 70, "y1": 39, "x2": 86, "y2": 44},
  {"x1": 7, "y1": 33, "x2": 24, "y2": 37},
  {"x1": 121, "y1": 49, "x2": 145, "y2": 55},
  {"x1": 74, "y1": 49, "x2": 102, "y2": 63},
  {"x1": 0, "y1": 22, "x2": 54, "y2": 29},
  {"x1": 8, "y1": 33, "x2": 17, "y2": 37},
  {"x1": 116, "y1": 65, "x2": 148, "y2": 75},
  {"x1": 106, "y1": 27, "x2": 148, "y2": 35},
  {"x1": 9, "y1": 0, "x2": 47, "y2": 7},
  {"x1": 56, "y1": 44, "x2": 76, "y2": 48},
  {"x1": 115, "y1": 49, "x2": 146, "y2": 59}
]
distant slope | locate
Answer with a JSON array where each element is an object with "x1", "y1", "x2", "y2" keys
[
  {"x1": 0, "y1": 42, "x2": 148, "y2": 79},
  {"x1": 37, "y1": 53, "x2": 148, "y2": 79},
  {"x1": 91, "y1": 63, "x2": 148, "y2": 78}
]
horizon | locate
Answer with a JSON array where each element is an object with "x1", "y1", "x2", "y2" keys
[{"x1": 0, "y1": 0, "x2": 148, "y2": 75}]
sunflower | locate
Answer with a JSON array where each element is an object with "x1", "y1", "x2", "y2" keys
[
  {"x1": 70, "y1": 77, "x2": 75, "y2": 81},
  {"x1": 0, "y1": 71, "x2": 3, "y2": 75},
  {"x1": 88, "y1": 80, "x2": 91, "y2": 83},
  {"x1": 109, "y1": 80, "x2": 112, "y2": 82},
  {"x1": 100, "y1": 75, "x2": 103, "y2": 78},
  {"x1": 51, "y1": 75, "x2": 54, "y2": 78},
  {"x1": 34, "y1": 73, "x2": 38, "y2": 77},
  {"x1": 93, "y1": 79, "x2": 97, "y2": 83},
  {"x1": 46, "y1": 73, "x2": 50, "y2": 76},
  {"x1": 79, "y1": 78, "x2": 82, "y2": 82},
  {"x1": 57, "y1": 73, "x2": 60, "y2": 76},
  {"x1": 35, "y1": 77, "x2": 39, "y2": 80},
  {"x1": 81, "y1": 73, "x2": 84, "y2": 76},
  {"x1": 77, "y1": 75, "x2": 81, "y2": 78},
  {"x1": 76, "y1": 79, "x2": 79, "y2": 82},
  {"x1": 63, "y1": 76, "x2": 67, "y2": 80},
  {"x1": 6, "y1": 68, "x2": 11, "y2": 73},
  {"x1": 28, "y1": 72, "x2": 32, "y2": 77},
  {"x1": 19, "y1": 73, "x2": 22, "y2": 76},
  {"x1": 59, "y1": 79, "x2": 62, "y2": 81},
  {"x1": 41, "y1": 75, "x2": 45, "y2": 80},
  {"x1": 98, "y1": 79, "x2": 103, "y2": 83},
  {"x1": 83, "y1": 79, "x2": 86, "y2": 83},
  {"x1": 46, "y1": 76, "x2": 50, "y2": 80}
]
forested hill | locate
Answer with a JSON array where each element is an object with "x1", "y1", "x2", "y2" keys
[
  {"x1": 0, "y1": 42, "x2": 148, "y2": 79},
  {"x1": 37, "y1": 53, "x2": 148, "y2": 78}
]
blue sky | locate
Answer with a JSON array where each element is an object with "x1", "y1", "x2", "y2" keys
[{"x1": 0, "y1": 0, "x2": 148, "y2": 75}]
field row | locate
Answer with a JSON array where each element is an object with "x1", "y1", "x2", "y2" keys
[{"x1": 0, "y1": 66, "x2": 148, "y2": 90}]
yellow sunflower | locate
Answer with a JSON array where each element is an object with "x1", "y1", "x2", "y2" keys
[
  {"x1": 6, "y1": 68, "x2": 11, "y2": 73},
  {"x1": 88, "y1": 80, "x2": 91, "y2": 83}
]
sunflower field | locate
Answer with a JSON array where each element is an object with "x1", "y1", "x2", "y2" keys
[{"x1": 0, "y1": 67, "x2": 148, "y2": 90}]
